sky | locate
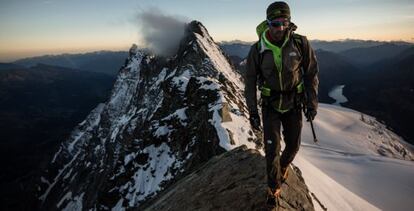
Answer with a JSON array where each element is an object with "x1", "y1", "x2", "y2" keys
[{"x1": 0, "y1": 0, "x2": 413, "y2": 61}]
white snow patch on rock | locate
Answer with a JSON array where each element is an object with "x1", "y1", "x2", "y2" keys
[
  {"x1": 162, "y1": 107, "x2": 188, "y2": 126},
  {"x1": 112, "y1": 198, "x2": 125, "y2": 211},
  {"x1": 61, "y1": 192, "x2": 85, "y2": 211},
  {"x1": 154, "y1": 125, "x2": 172, "y2": 137},
  {"x1": 171, "y1": 69, "x2": 191, "y2": 92},
  {"x1": 120, "y1": 143, "x2": 180, "y2": 207}
]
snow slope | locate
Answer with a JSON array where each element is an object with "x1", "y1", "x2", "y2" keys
[{"x1": 294, "y1": 103, "x2": 414, "y2": 211}]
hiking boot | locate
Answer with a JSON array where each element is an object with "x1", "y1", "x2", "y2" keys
[{"x1": 266, "y1": 187, "x2": 281, "y2": 210}]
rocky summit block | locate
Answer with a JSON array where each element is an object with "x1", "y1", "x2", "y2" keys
[{"x1": 140, "y1": 145, "x2": 314, "y2": 211}]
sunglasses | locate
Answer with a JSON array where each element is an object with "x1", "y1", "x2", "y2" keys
[{"x1": 267, "y1": 18, "x2": 290, "y2": 28}]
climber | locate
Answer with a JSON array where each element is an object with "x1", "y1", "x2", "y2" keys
[{"x1": 244, "y1": 1, "x2": 319, "y2": 209}]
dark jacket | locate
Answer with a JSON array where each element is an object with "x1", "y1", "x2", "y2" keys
[{"x1": 244, "y1": 23, "x2": 319, "y2": 114}]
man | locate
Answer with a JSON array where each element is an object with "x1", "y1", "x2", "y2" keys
[{"x1": 244, "y1": 1, "x2": 319, "y2": 209}]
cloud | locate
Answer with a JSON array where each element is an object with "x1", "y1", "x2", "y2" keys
[{"x1": 136, "y1": 8, "x2": 189, "y2": 57}]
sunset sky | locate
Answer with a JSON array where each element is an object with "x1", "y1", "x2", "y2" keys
[{"x1": 1, "y1": 0, "x2": 413, "y2": 61}]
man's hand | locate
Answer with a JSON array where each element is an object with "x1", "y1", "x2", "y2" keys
[
  {"x1": 249, "y1": 112, "x2": 261, "y2": 130},
  {"x1": 305, "y1": 107, "x2": 317, "y2": 121}
]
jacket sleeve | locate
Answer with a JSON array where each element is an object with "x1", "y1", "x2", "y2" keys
[
  {"x1": 244, "y1": 43, "x2": 260, "y2": 115},
  {"x1": 302, "y1": 37, "x2": 319, "y2": 110}
]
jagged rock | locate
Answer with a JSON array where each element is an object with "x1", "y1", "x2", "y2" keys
[
  {"x1": 141, "y1": 145, "x2": 314, "y2": 211},
  {"x1": 37, "y1": 20, "x2": 259, "y2": 210}
]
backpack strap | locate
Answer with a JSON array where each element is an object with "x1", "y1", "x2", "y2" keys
[
  {"x1": 292, "y1": 33, "x2": 307, "y2": 60},
  {"x1": 292, "y1": 33, "x2": 309, "y2": 94},
  {"x1": 254, "y1": 41, "x2": 265, "y2": 90}
]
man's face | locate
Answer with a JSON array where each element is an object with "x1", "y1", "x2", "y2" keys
[{"x1": 267, "y1": 17, "x2": 289, "y2": 41}]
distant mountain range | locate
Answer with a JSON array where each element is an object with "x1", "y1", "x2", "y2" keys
[
  {"x1": 310, "y1": 39, "x2": 412, "y2": 53},
  {"x1": 0, "y1": 64, "x2": 115, "y2": 209},
  {"x1": 8, "y1": 39, "x2": 412, "y2": 75},
  {"x1": 0, "y1": 63, "x2": 25, "y2": 70},
  {"x1": 219, "y1": 42, "x2": 253, "y2": 58},
  {"x1": 343, "y1": 47, "x2": 414, "y2": 144},
  {"x1": 219, "y1": 39, "x2": 413, "y2": 60},
  {"x1": 13, "y1": 51, "x2": 128, "y2": 76},
  {"x1": 339, "y1": 43, "x2": 412, "y2": 67}
]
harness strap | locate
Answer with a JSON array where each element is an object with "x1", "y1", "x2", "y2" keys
[{"x1": 260, "y1": 81, "x2": 304, "y2": 97}]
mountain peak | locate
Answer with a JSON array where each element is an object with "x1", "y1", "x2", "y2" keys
[
  {"x1": 128, "y1": 44, "x2": 139, "y2": 56},
  {"x1": 187, "y1": 20, "x2": 207, "y2": 37},
  {"x1": 37, "y1": 19, "x2": 256, "y2": 210}
]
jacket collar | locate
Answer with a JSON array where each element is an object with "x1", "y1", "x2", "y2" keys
[{"x1": 258, "y1": 22, "x2": 297, "y2": 53}]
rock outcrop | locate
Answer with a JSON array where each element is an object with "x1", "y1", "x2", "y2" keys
[{"x1": 141, "y1": 145, "x2": 314, "y2": 211}]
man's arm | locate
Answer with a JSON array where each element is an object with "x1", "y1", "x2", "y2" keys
[
  {"x1": 302, "y1": 37, "x2": 319, "y2": 111},
  {"x1": 245, "y1": 44, "x2": 260, "y2": 114}
]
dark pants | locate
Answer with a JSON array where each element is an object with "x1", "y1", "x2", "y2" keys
[{"x1": 262, "y1": 104, "x2": 302, "y2": 190}]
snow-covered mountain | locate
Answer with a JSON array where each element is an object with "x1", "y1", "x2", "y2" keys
[
  {"x1": 36, "y1": 20, "x2": 414, "y2": 211},
  {"x1": 37, "y1": 21, "x2": 259, "y2": 210}
]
